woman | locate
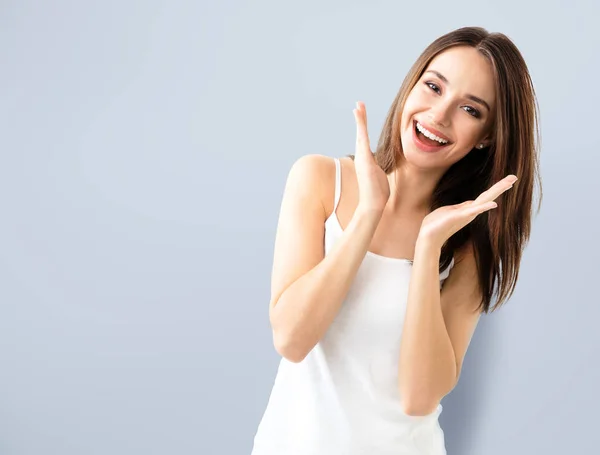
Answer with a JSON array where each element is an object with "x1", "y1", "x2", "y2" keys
[{"x1": 251, "y1": 26, "x2": 542, "y2": 455}]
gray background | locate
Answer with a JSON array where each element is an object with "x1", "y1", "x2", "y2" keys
[{"x1": 1, "y1": 0, "x2": 598, "y2": 454}]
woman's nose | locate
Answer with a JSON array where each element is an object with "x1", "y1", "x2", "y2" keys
[
  {"x1": 428, "y1": 108, "x2": 451, "y2": 128},
  {"x1": 428, "y1": 99, "x2": 453, "y2": 127}
]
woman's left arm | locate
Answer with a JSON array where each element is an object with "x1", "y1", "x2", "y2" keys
[
  {"x1": 398, "y1": 238, "x2": 482, "y2": 416},
  {"x1": 398, "y1": 174, "x2": 518, "y2": 416}
]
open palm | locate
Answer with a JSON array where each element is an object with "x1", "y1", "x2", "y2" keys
[
  {"x1": 419, "y1": 175, "x2": 518, "y2": 248},
  {"x1": 353, "y1": 101, "x2": 390, "y2": 213}
]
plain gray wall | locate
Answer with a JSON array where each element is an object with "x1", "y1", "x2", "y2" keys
[{"x1": 1, "y1": 0, "x2": 598, "y2": 454}]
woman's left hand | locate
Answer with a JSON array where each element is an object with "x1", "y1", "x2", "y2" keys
[{"x1": 418, "y1": 174, "x2": 518, "y2": 249}]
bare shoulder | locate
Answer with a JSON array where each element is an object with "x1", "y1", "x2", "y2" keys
[
  {"x1": 268, "y1": 154, "x2": 336, "y2": 315},
  {"x1": 284, "y1": 154, "x2": 355, "y2": 220},
  {"x1": 284, "y1": 154, "x2": 334, "y2": 213},
  {"x1": 443, "y1": 239, "x2": 483, "y2": 312}
]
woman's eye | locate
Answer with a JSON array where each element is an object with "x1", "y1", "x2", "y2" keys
[
  {"x1": 425, "y1": 82, "x2": 440, "y2": 94},
  {"x1": 463, "y1": 106, "x2": 481, "y2": 118}
]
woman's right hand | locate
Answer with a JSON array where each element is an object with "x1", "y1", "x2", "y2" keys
[{"x1": 352, "y1": 101, "x2": 391, "y2": 214}]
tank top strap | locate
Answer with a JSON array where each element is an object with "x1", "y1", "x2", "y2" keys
[{"x1": 333, "y1": 157, "x2": 341, "y2": 213}]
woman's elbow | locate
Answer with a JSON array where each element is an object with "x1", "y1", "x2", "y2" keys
[{"x1": 272, "y1": 330, "x2": 309, "y2": 363}]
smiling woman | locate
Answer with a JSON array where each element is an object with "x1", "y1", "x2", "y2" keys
[
  {"x1": 361, "y1": 33, "x2": 542, "y2": 315},
  {"x1": 252, "y1": 26, "x2": 542, "y2": 455}
]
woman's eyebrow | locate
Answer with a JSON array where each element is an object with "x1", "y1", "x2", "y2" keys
[{"x1": 424, "y1": 69, "x2": 491, "y2": 112}]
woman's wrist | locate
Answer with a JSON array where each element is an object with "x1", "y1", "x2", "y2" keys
[
  {"x1": 415, "y1": 235, "x2": 442, "y2": 260},
  {"x1": 355, "y1": 204, "x2": 384, "y2": 225}
]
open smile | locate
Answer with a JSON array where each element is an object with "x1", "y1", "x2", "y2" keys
[{"x1": 412, "y1": 120, "x2": 453, "y2": 153}]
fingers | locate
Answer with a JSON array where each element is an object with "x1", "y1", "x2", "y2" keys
[
  {"x1": 356, "y1": 101, "x2": 367, "y2": 130},
  {"x1": 353, "y1": 101, "x2": 370, "y2": 153},
  {"x1": 455, "y1": 201, "x2": 497, "y2": 224},
  {"x1": 471, "y1": 201, "x2": 498, "y2": 214},
  {"x1": 474, "y1": 175, "x2": 518, "y2": 204}
]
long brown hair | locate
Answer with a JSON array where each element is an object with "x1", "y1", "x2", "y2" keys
[{"x1": 347, "y1": 26, "x2": 543, "y2": 313}]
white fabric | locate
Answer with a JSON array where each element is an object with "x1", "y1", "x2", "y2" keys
[{"x1": 251, "y1": 157, "x2": 455, "y2": 455}]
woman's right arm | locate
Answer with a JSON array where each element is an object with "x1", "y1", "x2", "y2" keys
[{"x1": 269, "y1": 154, "x2": 382, "y2": 363}]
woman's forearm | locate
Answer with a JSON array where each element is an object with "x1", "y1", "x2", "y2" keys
[
  {"x1": 398, "y1": 237, "x2": 457, "y2": 415},
  {"x1": 270, "y1": 207, "x2": 382, "y2": 363}
]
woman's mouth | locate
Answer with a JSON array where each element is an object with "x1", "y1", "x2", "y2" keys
[{"x1": 412, "y1": 120, "x2": 452, "y2": 153}]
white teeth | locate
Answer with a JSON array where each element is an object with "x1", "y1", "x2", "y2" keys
[{"x1": 416, "y1": 122, "x2": 448, "y2": 144}]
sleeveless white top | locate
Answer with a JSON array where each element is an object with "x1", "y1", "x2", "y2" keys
[{"x1": 252, "y1": 157, "x2": 455, "y2": 455}]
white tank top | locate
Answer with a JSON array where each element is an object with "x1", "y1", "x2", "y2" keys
[{"x1": 252, "y1": 157, "x2": 455, "y2": 455}]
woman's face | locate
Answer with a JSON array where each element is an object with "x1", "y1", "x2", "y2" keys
[{"x1": 400, "y1": 45, "x2": 497, "y2": 169}]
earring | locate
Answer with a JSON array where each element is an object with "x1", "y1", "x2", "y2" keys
[{"x1": 477, "y1": 143, "x2": 485, "y2": 149}]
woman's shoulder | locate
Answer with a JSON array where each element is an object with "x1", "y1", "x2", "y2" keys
[
  {"x1": 287, "y1": 153, "x2": 351, "y2": 175},
  {"x1": 284, "y1": 154, "x2": 349, "y2": 214}
]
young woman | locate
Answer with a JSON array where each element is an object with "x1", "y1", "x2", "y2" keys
[{"x1": 251, "y1": 26, "x2": 542, "y2": 455}]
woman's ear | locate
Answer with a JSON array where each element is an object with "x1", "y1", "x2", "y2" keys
[{"x1": 478, "y1": 132, "x2": 494, "y2": 149}]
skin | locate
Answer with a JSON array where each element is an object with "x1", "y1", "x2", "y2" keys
[
  {"x1": 393, "y1": 45, "x2": 501, "y2": 213},
  {"x1": 354, "y1": 46, "x2": 517, "y2": 414},
  {"x1": 350, "y1": 45, "x2": 516, "y2": 262},
  {"x1": 268, "y1": 45, "x2": 518, "y2": 417}
]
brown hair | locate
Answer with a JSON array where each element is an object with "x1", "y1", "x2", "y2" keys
[{"x1": 347, "y1": 26, "x2": 543, "y2": 313}]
